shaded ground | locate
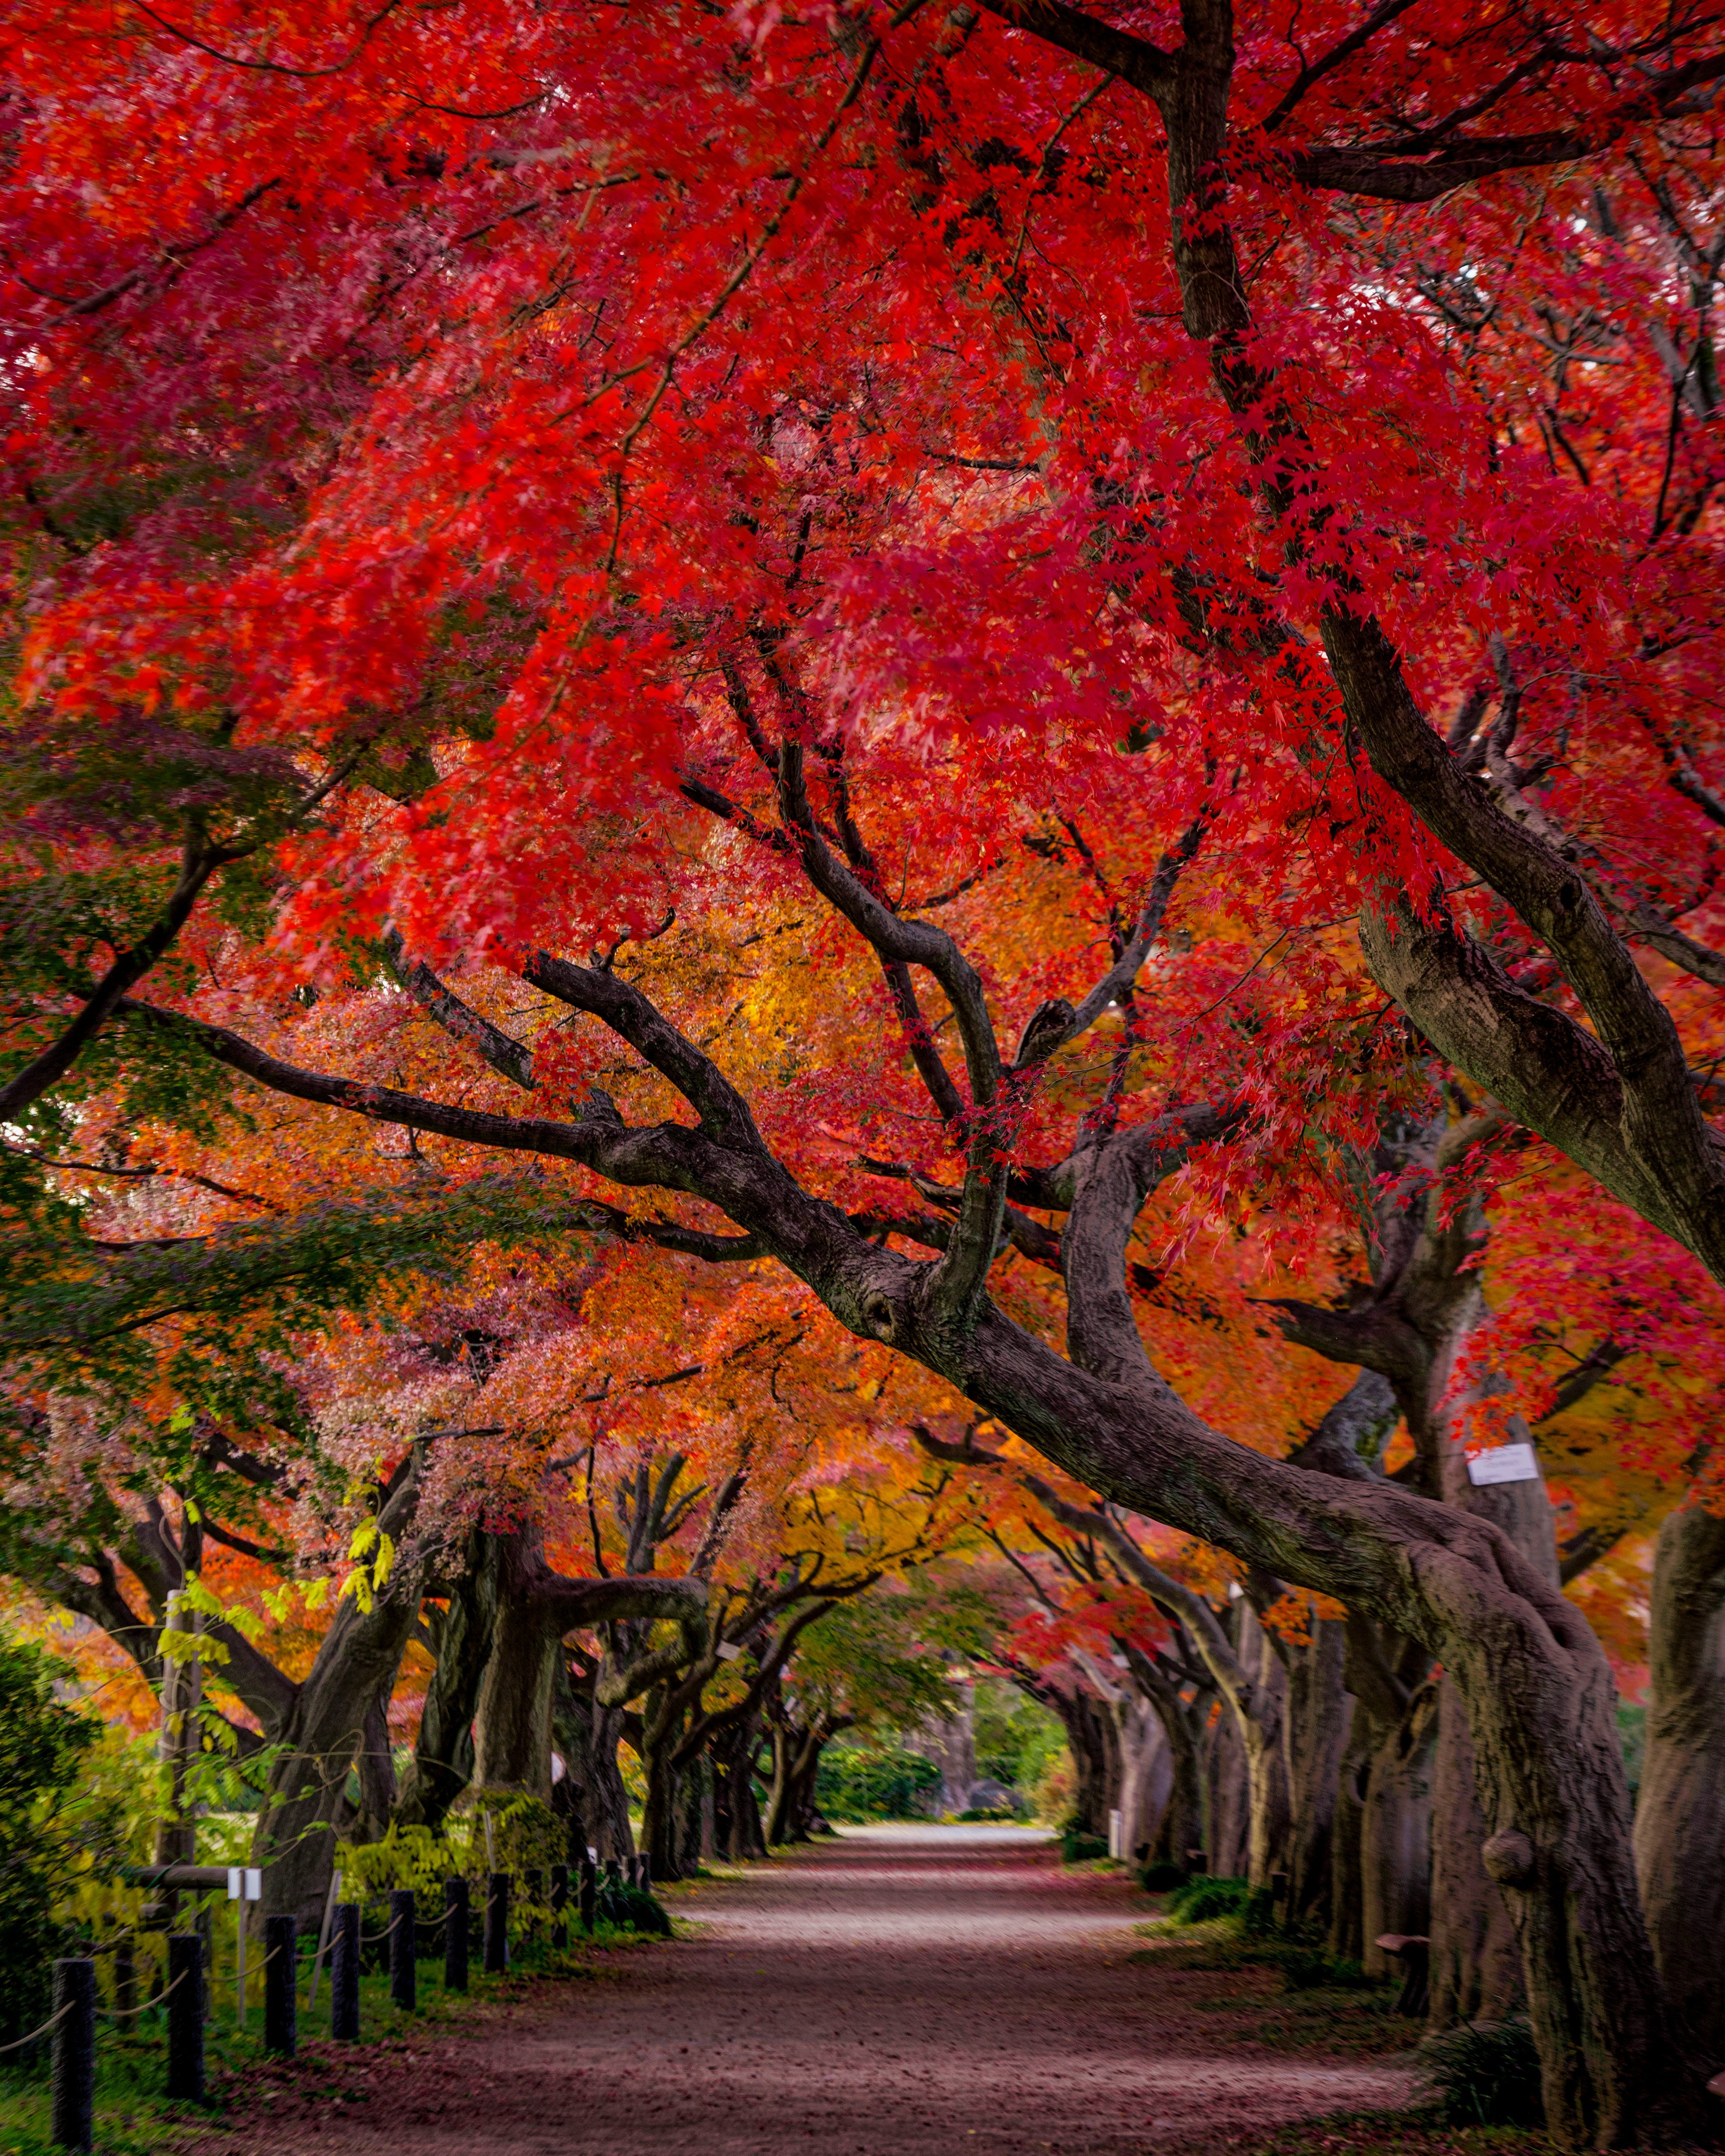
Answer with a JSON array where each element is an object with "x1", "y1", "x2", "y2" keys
[{"x1": 184, "y1": 1825, "x2": 1417, "y2": 2155}]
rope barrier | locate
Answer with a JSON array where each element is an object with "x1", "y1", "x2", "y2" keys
[
  {"x1": 358, "y1": 1914, "x2": 402, "y2": 1945},
  {"x1": 96, "y1": 1969, "x2": 189, "y2": 2023},
  {"x1": 0, "y1": 1999, "x2": 74, "y2": 2056}
]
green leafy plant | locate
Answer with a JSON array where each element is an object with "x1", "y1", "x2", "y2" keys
[
  {"x1": 0, "y1": 1631, "x2": 128, "y2": 2042},
  {"x1": 1168, "y1": 1874, "x2": 1251, "y2": 1925},
  {"x1": 1418, "y1": 2015, "x2": 1545, "y2": 2128},
  {"x1": 815, "y1": 1740, "x2": 940, "y2": 1822}
]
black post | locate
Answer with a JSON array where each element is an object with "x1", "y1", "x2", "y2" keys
[
  {"x1": 50, "y1": 1958, "x2": 95, "y2": 2152},
  {"x1": 484, "y1": 1872, "x2": 509, "y2": 1974},
  {"x1": 389, "y1": 1890, "x2": 416, "y2": 2013},
  {"x1": 166, "y1": 1934, "x2": 204, "y2": 2103},
  {"x1": 113, "y1": 1936, "x2": 137, "y2": 2019},
  {"x1": 579, "y1": 1858, "x2": 597, "y2": 1936},
  {"x1": 1185, "y1": 1849, "x2": 1208, "y2": 1875},
  {"x1": 550, "y1": 1864, "x2": 569, "y2": 1950},
  {"x1": 196, "y1": 1904, "x2": 214, "y2": 2023},
  {"x1": 331, "y1": 1903, "x2": 360, "y2": 2041},
  {"x1": 524, "y1": 1869, "x2": 543, "y2": 1944},
  {"x1": 264, "y1": 1916, "x2": 296, "y2": 2058},
  {"x1": 444, "y1": 1878, "x2": 469, "y2": 1992},
  {"x1": 637, "y1": 1854, "x2": 652, "y2": 1894}
]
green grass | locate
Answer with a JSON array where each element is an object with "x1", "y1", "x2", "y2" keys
[
  {"x1": 1127, "y1": 1910, "x2": 1418, "y2": 2061},
  {"x1": 1230, "y1": 2112, "x2": 1546, "y2": 2156},
  {"x1": 0, "y1": 1927, "x2": 664, "y2": 2154}
]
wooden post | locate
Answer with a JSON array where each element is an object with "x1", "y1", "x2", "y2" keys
[
  {"x1": 50, "y1": 1958, "x2": 95, "y2": 2153},
  {"x1": 1185, "y1": 1849, "x2": 1208, "y2": 1875},
  {"x1": 579, "y1": 1858, "x2": 596, "y2": 1936},
  {"x1": 444, "y1": 1878, "x2": 469, "y2": 1992},
  {"x1": 331, "y1": 1904, "x2": 360, "y2": 2041},
  {"x1": 263, "y1": 1916, "x2": 296, "y2": 2058},
  {"x1": 550, "y1": 1864, "x2": 568, "y2": 1951},
  {"x1": 389, "y1": 1890, "x2": 416, "y2": 2013},
  {"x1": 166, "y1": 1934, "x2": 204, "y2": 2102},
  {"x1": 113, "y1": 1935, "x2": 137, "y2": 2019},
  {"x1": 637, "y1": 1854, "x2": 652, "y2": 1894},
  {"x1": 484, "y1": 1873, "x2": 509, "y2": 1974}
]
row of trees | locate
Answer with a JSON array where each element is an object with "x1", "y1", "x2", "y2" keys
[{"x1": 4, "y1": 0, "x2": 1725, "y2": 2142}]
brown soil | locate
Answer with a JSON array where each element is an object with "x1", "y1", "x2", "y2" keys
[{"x1": 186, "y1": 1825, "x2": 1415, "y2": 2155}]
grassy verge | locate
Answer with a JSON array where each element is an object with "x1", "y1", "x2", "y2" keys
[
  {"x1": 0, "y1": 1926, "x2": 663, "y2": 2156},
  {"x1": 1232, "y1": 2112, "x2": 1546, "y2": 2156},
  {"x1": 1128, "y1": 1910, "x2": 1416, "y2": 2061}
]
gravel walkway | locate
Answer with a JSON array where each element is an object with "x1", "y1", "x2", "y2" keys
[{"x1": 195, "y1": 1825, "x2": 1414, "y2": 2154}]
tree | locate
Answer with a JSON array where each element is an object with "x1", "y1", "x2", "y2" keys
[{"x1": 7, "y1": 2, "x2": 1725, "y2": 2137}]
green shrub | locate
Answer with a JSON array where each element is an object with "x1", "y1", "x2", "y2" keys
[
  {"x1": 595, "y1": 1880, "x2": 671, "y2": 1936},
  {"x1": 1418, "y1": 2015, "x2": 1544, "y2": 2128},
  {"x1": 0, "y1": 1633, "x2": 126, "y2": 2043},
  {"x1": 1060, "y1": 1831, "x2": 1110, "y2": 1862},
  {"x1": 1277, "y1": 1944, "x2": 1375, "y2": 1990},
  {"x1": 1168, "y1": 1874, "x2": 1250, "y2": 1924},
  {"x1": 815, "y1": 1741, "x2": 940, "y2": 1822}
]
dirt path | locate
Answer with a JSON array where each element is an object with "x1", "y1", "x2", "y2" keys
[{"x1": 201, "y1": 1826, "x2": 1414, "y2": 2155}]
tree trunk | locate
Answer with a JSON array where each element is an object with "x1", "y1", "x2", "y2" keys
[
  {"x1": 1283, "y1": 1615, "x2": 1351, "y2": 1925},
  {"x1": 1428, "y1": 1680, "x2": 1522, "y2": 2021},
  {"x1": 1207, "y1": 1701, "x2": 1250, "y2": 1876},
  {"x1": 553, "y1": 1679, "x2": 634, "y2": 1861},
  {"x1": 1360, "y1": 1685, "x2": 1437, "y2": 1982},
  {"x1": 1238, "y1": 1600, "x2": 1291, "y2": 1890},
  {"x1": 470, "y1": 1535, "x2": 562, "y2": 1799},
  {"x1": 1329, "y1": 1714, "x2": 1370, "y2": 1964},
  {"x1": 252, "y1": 1459, "x2": 428, "y2": 1928},
  {"x1": 1053, "y1": 1688, "x2": 1118, "y2": 1837},
  {"x1": 712, "y1": 1717, "x2": 765, "y2": 1860},
  {"x1": 354, "y1": 1689, "x2": 397, "y2": 1839},
  {"x1": 394, "y1": 1536, "x2": 494, "y2": 1830},
  {"x1": 1634, "y1": 1499, "x2": 1725, "y2": 2060},
  {"x1": 1113, "y1": 1694, "x2": 1172, "y2": 1861},
  {"x1": 1132, "y1": 1658, "x2": 1207, "y2": 1872}
]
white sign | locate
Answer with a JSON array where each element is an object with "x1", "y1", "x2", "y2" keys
[
  {"x1": 227, "y1": 1867, "x2": 263, "y2": 1901},
  {"x1": 1107, "y1": 1808, "x2": 1122, "y2": 1860},
  {"x1": 715, "y1": 1641, "x2": 743, "y2": 1662},
  {"x1": 247, "y1": 1867, "x2": 262, "y2": 1901},
  {"x1": 227, "y1": 1867, "x2": 241, "y2": 1901},
  {"x1": 1467, "y1": 1442, "x2": 1540, "y2": 1487}
]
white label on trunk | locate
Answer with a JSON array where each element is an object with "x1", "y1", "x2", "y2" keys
[
  {"x1": 246, "y1": 1868, "x2": 263, "y2": 1901},
  {"x1": 227, "y1": 1867, "x2": 243, "y2": 1900},
  {"x1": 1466, "y1": 1442, "x2": 1540, "y2": 1486}
]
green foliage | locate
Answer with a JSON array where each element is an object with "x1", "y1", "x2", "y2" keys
[
  {"x1": 336, "y1": 1794, "x2": 567, "y2": 1902},
  {"x1": 793, "y1": 1593, "x2": 960, "y2": 1736},
  {"x1": 815, "y1": 1738, "x2": 941, "y2": 1822},
  {"x1": 0, "y1": 1632, "x2": 128, "y2": 2041},
  {"x1": 971, "y1": 1678, "x2": 1062, "y2": 1796},
  {"x1": 1060, "y1": 1829, "x2": 1110, "y2": 1862},
  {"x1": 1168, "y1": 1874, "x2": 1252, "y2": 1924},
  {"x1": 597, "y1": 1881, "x2": 671, "y2": 1936},
  {"x1": 0, "y1": 1170, "x2": 608, "y2": 1406},
  {"x1": 1417, "y1": 2017, "x2": 1545, "y2": 2129},
  {"x1": 1617, "y1": 1701, "x2": 1645, "y2": 1807}
]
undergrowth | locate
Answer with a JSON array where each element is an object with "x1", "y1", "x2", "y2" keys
[{"x1": 0, "y1": 1925, "x2": 667, "y2": 2155}]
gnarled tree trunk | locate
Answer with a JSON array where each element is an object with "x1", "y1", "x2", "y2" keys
[
  {"x1": 1283, "y1": 1613, "x2": 1352, "y2": 1926},
  {"x1": 1634, "y1": 1499, "x2": 1725, "y2": 2062}
]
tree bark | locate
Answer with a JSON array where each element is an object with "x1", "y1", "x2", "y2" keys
[
  {"x1": 1634, "y1": 1499, "x2": 1725, "y2": 2060},
  {"x1": 1207, "y1": 1701, "x2": 1250, "y2": 1877},
  {"x1": 1283, "y1": 1614, "x2": 1352, "y2": 1926}
]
